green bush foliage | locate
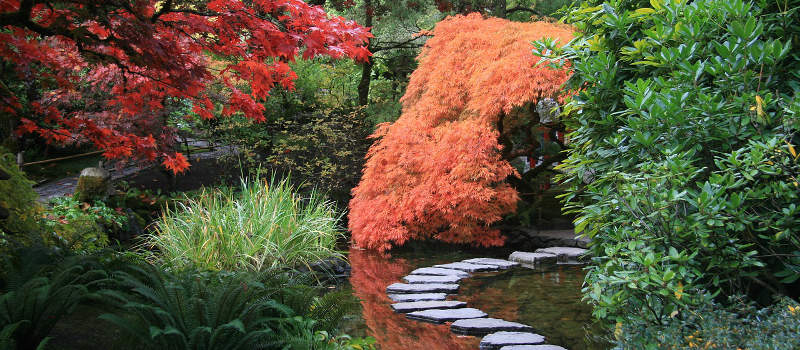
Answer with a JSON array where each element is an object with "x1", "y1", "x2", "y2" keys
[
  {"x1": 0, "y1": 150, "x2": 42, "y2": 243},
  {"x1": 616, "y1": 297, "x2": 800, "y2": 350},
  {"x1": 43, "y1": 196, "x2": 127, "y2": 252},
  {"x1": 0, "y1": 248, "x2": 107, "y2": 350},
  {"x1": 147, "y1": 176, "x2": 343, "y2": 271},
  {"x1": 98, "y1": 264, "x2": 365, "y2": 350},
  {"x1": 538, "y1": 0, "x2": 800, "y2": 325}
]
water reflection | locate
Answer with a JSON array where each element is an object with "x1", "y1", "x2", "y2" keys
[{"x1": 347, "y1": 247, "x2": 605, "y2": 350}]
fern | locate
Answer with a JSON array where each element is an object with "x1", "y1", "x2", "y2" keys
[
  {"x1": 98, "y1": 265, "x2": 360, "y2": 350},
  {"x1": 0, "y1": 248, "x2": 107, "y2": 350}
]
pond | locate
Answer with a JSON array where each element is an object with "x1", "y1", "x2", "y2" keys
[{"x1": 343, "y1": 246, "x2": 608, "y2": 350}]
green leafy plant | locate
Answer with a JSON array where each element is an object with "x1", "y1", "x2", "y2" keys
[
  {"x1": 615, "y1": 296, "x2": 800, "y2": 350},
  {"x1": 98, "y1": 264, "x2": 363, "y2": 350},
  {"x1": 42, "y1": 196, "x2": 127, "y2": 252},
  {"x1": 0, "y1": 149, "x2": 43, "y2": 249},
  {"x1": 0, "y1": 248, "x2": 107, "y2": 350},
  {"x1": 536, "y1": 0, "x2": 800, "y2": 328},
  {"x1": 146, "y1": 175, "x2": 344, "y2": 271}
]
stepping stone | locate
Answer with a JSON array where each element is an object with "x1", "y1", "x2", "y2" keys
[
  {"x1": 479, "y1": 331, "x2": 546, "y2": 350},
  {"x1": 386, "y1": 283, "x2": 459, "y2": 294},
  {"x1": 391, "y1": 300, "x2": 467, "y2": 313},
  {"x1": 463, "y1": 258, "x2": 520, "y2": 269},
  {"x1": 433, "y1": 262, "x2": 500, "y2": 273},
  {"x1": 508, "y1": 251, "x2": 557, "y2": 267},
  {"x1": 410, "y1": 267, "x2": 470, "y2": 278},
  {"x1": 406, "y1": 307, "x2": 487, "y2": 323},
  {"x1": 388, "y1": 293, "x2": 447, "y2": 302},
  {"x1": 534, "y1": 247, "x2": 589, "y2": 263},
  {"x1": 403, "y1": 274, "x2": 463, "y2": 284},
  {"x1": 451, "y1": 318, "x2": 535, "y2": 336},
  {"x1": 499, "y1": 346, "x2": 567, "y2": 350}
]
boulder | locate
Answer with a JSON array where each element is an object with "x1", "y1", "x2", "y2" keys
[{"x1": 74, "y1": 167, "x2": 111, "y2": 202}]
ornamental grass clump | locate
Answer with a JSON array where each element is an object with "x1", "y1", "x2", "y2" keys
[{"x1": 147, "y1": 176, "x2": 342, "y2": 271}]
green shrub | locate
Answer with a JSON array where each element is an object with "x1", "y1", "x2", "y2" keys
[
  {"x1": 98, "y1": 264, "x2": 364, "y2": 350},
  {"x1": 147, "y1": 175, "x2": 343, "y2": 271},
  {"x1": 0, "y1": 248, "x2": 107, "y2": 350},
  {"x1": 537, "y1": 0, "x2": 800, "y2": 326},
  {"x1": 0, "y1": 149, "x2": 43, "y2": 247},
  {"x1": 615, "y1": 296, "x2": 800, "y2": 350},
  {"x1": 43, "y1": 196, "x2": 127, "y2": 252}
]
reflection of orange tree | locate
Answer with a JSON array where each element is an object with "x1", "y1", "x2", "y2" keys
[
  {"x1": 348, "y1": 248, "x2": 480, "y2": 350},
  {"x1": 458, "y1": 282, "x2": 519, "y2": 322}
]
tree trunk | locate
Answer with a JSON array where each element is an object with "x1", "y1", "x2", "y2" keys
[{"x1": 357, "y1": 0, "x2": 374, "y2": 106}]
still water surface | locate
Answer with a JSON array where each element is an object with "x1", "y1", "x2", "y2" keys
[{"x1": 344, "y1": 247, "x2": 608, "y2": 350}]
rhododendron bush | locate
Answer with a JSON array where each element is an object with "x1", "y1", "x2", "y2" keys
[
  {"x1": 0, "y1": 0, "x2": 370, "y2": 172},
  {"x1": 348, "y1": 14, "x2": 572, "y2": 251}
]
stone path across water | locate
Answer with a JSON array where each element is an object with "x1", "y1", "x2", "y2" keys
[{"x1": 382, "y1": 247, "x2": 589, "y2": 349}]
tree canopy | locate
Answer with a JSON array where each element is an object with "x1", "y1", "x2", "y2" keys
[
  {"x1": 348, "y1": 13, "x2": 573, "y2": 251},
  {"x1": 0, "y1": 0, "x2": 371, "y2": 172}
]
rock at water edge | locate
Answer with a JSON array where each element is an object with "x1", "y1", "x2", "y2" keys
[
  {"x1": 388, "y1": 293, "x2": 447, "y2": 302},
  {"x1": 462, "y1": 258, "x2": 519, "y2": 269},
  {"x1": 411, "y1": 267, "x2": 470, "y2": 278},
  {"x1": 403, "y1": 274, "x2": 463, "y2": 284},
  {"x1": 386, "y1": 283, "x2": 459, "y2": 294},
  {"x1": 508, "y1": 251, "x2": 557, "y2": 267},
  {"x1": 433, "y1": 262, "x2": 500, "y2": 273},
  {"x1": 391, "y1": 300, "x2": 467, "y2": 313},
  {"x1": 406, "y1": 308, "x2": 488, "y2": 323},
  {"x1": 451, "y1": 318, "x2": 535, "y2": 336},
  {"x1": 479, "y1": 331, "x2": 546, "y2": 350},
  {"x1": 534, "y1": 247, "x2": 589, "y2": 263}
]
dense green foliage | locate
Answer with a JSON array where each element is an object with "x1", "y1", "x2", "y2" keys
[
  {"x1": 0, "y1": 249, "x2": 107, "y2": 350},
  {"x1": 147, "y1": 176, "x2": 343, "y2": 271},
  {"x1": 539, "y1": 0, "x2": 800, "y2": 328},
  {"x1": 43, "y1": 197, "x2": 128, "y2": 252},
  {"x1": 616, "y1": 296, "x2": 800, "y2": 349},
  {"x1": 99, "y1": 264, "x2": 361, "y2": 350},
  {"x1": 0, "y1": 150, "x2": 42, "y2": 240}
]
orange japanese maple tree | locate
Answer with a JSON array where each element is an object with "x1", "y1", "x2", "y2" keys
[
  {"x1": 348, "y1": 14, "x2": 572, "y2": 251},
  {"x1": 0, "y1": 0, "x2": 370, "y2": 172}
]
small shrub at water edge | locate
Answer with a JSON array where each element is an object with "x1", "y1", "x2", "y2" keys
[{"x1": 147, "y1": 176, "x2": 343, "y2": 271}]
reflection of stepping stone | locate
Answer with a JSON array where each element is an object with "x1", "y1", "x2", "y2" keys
[
  {"x1": 433, "y1": 262, "x2": 499, "y2": 273},
  {"x1": 479, "y1": 331, "x2": 545, "y2": 350},
  {"x1": 411, "y1": 267, "x2": 470, "y2": 277},
  {"x1": 386, "y1": 283, "x2": 459, "y2": 294},
  {"x1": 498, "y1": 345, "x2": 567, "y2": 350},
  {"x1": 463, "y1": 258, "x2": 519, "y2": 269},
  {"x1": 535, "y1": 247, "x2": 589, "y2": 263},
  {"x1": 391, "y1": 300, "x2": 467, "y2": 313},
  {"x1": 451, "y1": 318, "x2": 535, "y2": 336},
  {"x1": 406, "y1": 308, "x2": 487, "y2": 323},
  {"x1": 403, "y1": 274, "x2": 463, "y2": 284},
  {"x1": 388, "y1": 293, "x2": 447, "y2": 302},
  {"x1": 508, "y1": 251, "x2": 558, "y2": 267}
]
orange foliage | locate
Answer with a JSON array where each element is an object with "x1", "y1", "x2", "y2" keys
[{"x1": 349, "y1": 14, "x2": 573, "y2": 251}]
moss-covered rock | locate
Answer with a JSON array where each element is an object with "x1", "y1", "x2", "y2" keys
[{"x1": 74, "y1": 167, "x2": 111, "y2": 203}]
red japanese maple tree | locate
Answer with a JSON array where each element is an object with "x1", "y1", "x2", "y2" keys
[
  {"x1": 0, "y1": 0, "x2": 370, "y2": 172},
  {"x1": 348, "y1": 14, "x2": 573, "y2": 251}
]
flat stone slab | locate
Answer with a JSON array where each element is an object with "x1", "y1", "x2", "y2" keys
[
  {"x1": 480, "y1": 332, "x2": 546, "y2": 350},
  {"x1": 535, "y1": 247, "x2": 589, "y2": 263},
  {"x1": 391, "y1": 300, "x2": 467, "y2": 313},
  {"x1": 388, "y1": 293, "x2": 447, "y2": 302},
  {"x1": 386, "y1": 283, "x2": 459, "y2": 294},
  {"x1": 499, "y1": 346, "x2": 567, "y2": 350},
  {"x1": 463, "y1": 258, "x2": 519, "y2": 269},
  {"x1": 403, "y1": 274, "x2": 463, "y2": 284},
  {"x1": 508, "y1": 251, "x2": 558, "y2": 267},
  {"x1": 406, "y1": 307, "x2": 487, "y2": 323},
  {"x1": 451, "y1": 318, "x2": 535, "y2": 336},
  {"x1": 433, "y1": 262, "x2": 500, "y2": 273},
  {"x1": 410, "y1": 267, "x2": 470, "y2": 277}
]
